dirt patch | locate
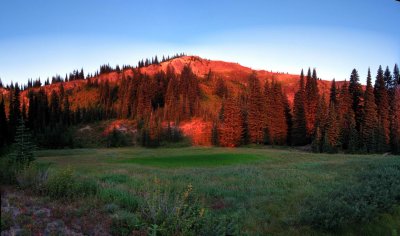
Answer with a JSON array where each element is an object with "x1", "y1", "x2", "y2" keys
[{"x1": 1, "y1": 188, "x2": 111, "y2": 235}]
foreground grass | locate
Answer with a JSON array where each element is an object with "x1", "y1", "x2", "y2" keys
[{"x1": 34, "y1": 147, "x2": 400, "y2": 235}]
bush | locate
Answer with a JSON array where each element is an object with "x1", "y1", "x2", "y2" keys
[
  {"x1": 110, "y1": 210, "x2": 142, "y2": 236},
  {"x1": 300, "y1": 163, "x2": 400, "y2": 230},
  {"x1": 16, "y1": 163, "x2": 49, "y2": 193},
  {"x1": 98, "y1": 188, "x2": 139, "y2": 211},
  {"x1": 106, "y1": 129, "x2": 131, "y2": 147},
  {"x1": 44, "y1": 168, "x2": 98, "y2": 199}
]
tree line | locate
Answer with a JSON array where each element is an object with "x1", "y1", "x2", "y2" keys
[{"x1": 0, "y1": 62, "x2": 399, "y2": 153}]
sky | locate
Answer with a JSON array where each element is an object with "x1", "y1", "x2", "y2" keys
[{"x1": 0, "y1": 0, "x2": 399, "y2": 85}]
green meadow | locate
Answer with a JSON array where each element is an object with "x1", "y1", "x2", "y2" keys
[{"x1": 31, "y1": 147, "x2": 400, "y2": 235}]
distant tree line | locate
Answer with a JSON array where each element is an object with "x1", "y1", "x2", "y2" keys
[{"x1": 0, "y1": 59, "x2": 399, "y2": 153}]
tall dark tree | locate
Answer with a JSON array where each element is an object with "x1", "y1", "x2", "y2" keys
[
  {"x1": 394, "y1": 64, "x2": 399, "y2": 85},
  {"x1": 0, "y1": 96, "x2": 8, "y2": 147},
  {"x1": 292, "y1": 70, "x2": 307, "y2": 145},
  {"x1": 247, "y1": 72, "x2": 265, "y2": 144},
  {"x1": 348, "y1": 69, "x2": 363, "y2": 131},
  {"x1": 8, "y1": 119, "x2": 36, "y2": 169},
  {"x1": 8, "y1": 83, "x2": 21, "y2": 141},
  {"x1": 305, "y1": 68, "x2": 319, "y2": 139},
  {"x1": 218, "y1": 96, "x2": 243, "y2": 147},
  {"x1": 390, "y1": 86, "x2": 400, "y2": 154},
  {"x1": 374, "y1": 66, "x2": 390, "y2": 151},
  {"x1": 337, "y1": 82, "x2": 357, "y2": 151},
  {"x1": 361, "y1": 69, "x2": 378, "y2": 153},
  {"x1": 329, "y1": 79, "x2": 337, "y2": 106}
]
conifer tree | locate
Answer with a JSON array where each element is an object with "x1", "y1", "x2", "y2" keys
[
  {"x1": 390, "y1": 85, "x2": 400, "y2": 154},
  {"x1": 329, "y1": 79, "x2": 337, "y2": 106},
  {"x1": 312, "y1": 95, "x2": 328, "y2": 152},
  {"x1": 0, "y1": 96, "x2": 8, "y2": 147},
  {"x1": 219, "y1": 96, "x2": 243, "y2": 147},
  {"x1": 247, "y1": 72, "x2": 265, "y2": 144},
  {"x1": 266, "y1": 81, "x2": 287, "y2": 145},
  {"x1": 348, "y1": 69, "x2": 363, "y2": 131},
  {"x1": 8, "y1": 84, "x2": 21, "y2": 141},
  {"x1": 374, "y1": 66, "x2": 390, "y2": 151},
  {"x1": 394, "y1": 64, "x2": 399, "y2": 85},
  {"x1": 305, "y1": 68, "x2": 319, "y2": 139},
  {"x1": 361, "y1": 69, "x2": 378, "y2": 153},
  {"x1": 292, "y1": 70, "x2": 307, "y2": 145},
  {"x1": 8, "y1": 119, "x2": 35, "y2": 169},
  {"x1": 337, "y1": 82, "x2": 357, "y2": 151},
  {"x1": 323, "y1": 103, "x2": 340, "y2": 153}
]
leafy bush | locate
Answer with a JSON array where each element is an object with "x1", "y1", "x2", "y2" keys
[
  {"x1": 44, "y1": 168, "x2": 98, "y2": 199},
  {"x1": 16, "y1": 163, "x2": 49, "y2": 193},
  {"x1": 110, "y1": 210, "x2": 142, "y2": 236},
  {"x1": 139, "y1": 182, "x2": 241, "y2": 235},
  {"x1": 300, "y1": 163, "x2": 400, "y2": 230},
  {"x1": 106, "y1": 129, "x2": 131, "y2": 147},
  {"x1": 98, "y1": 188, "x2": 139, "y2": 211}
]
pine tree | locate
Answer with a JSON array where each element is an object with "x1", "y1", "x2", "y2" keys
[
  {"x1": 0, "y1": 96, "x2": 8, "y2": 147},
  {"x1": 312, "y1": 95, "x2": 328, "y2": 152},
  {"x1": 361, "y1": 69, "x2": 378, "y2": 153},
  {"x1": 337, "y1": 82, "x2": 357, "y2": 151},
  {"x1": 292, "y1": 70, "x2": 307, "y2": 145},
  {"x1": 8, "y1": 119, "x2": 36, "y2": 169},
  {"x1": 390, "y1": 85, "x2": 400, "y2": 154},
  {"x1": 348, "y1": 69, "x2": 363, "y2": 131},
  {"x1": 305, "y1": 68, "x2": 319, "y2": 139},
  {"x1": 329, "y1": 79, "x2": 337, "y2": 106},
  {"x1": 266, "y1": 81, "x2": 287, "y2": 145},
  {"x1": 374, "y1": 66, "x2": 390, "y2": 151},
  {"x1": 323, "y1": 103, "x2": 340, "y2": 153},
  {"x1": 8, "y1": 83, "x2": 21, "y2": 141},
  {"x1": 247, "y1": 72, "x2": 265, "y2": 144},
  {"x1": 394, "y1": 64, "x2": 399, "y2": 85},
  {"x1": 219, "y1": 96, "x2": 243, "y2": 147}
]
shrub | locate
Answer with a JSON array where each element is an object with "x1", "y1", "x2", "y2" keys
[
  {"x1": 299, "y1": 163, "x2": 400, "y2": 230},
  {"x1": 98, "y1": 188, "x2": 139, "y2": 211},
  {"x1": 106, "y1": 129, "x2": 131, "y2": 147},
  {"x1": 16, "y1": 163, "x2": 49, "y2": 193},
  {"x1": 44, "y1": 168, "x2": 98, "y2": 199},
  {"x1": 110, "y1": 210, "x2": 142, "y2": 236}
]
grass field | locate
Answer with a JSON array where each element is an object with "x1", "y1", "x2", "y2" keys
[{"x1": 30, "y1": 147, "x2": 400, "y2": 235}]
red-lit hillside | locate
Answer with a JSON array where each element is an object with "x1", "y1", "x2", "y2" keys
[{"x1": 2, "y1": 55, "x2": 352, "y2": 146}]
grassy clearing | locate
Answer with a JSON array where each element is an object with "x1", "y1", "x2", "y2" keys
[{"x1": 33, "y1": 147, "x2": 400, "y2": 235}]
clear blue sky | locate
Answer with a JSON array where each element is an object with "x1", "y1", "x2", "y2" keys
[{"x1": 0, "y1": 0, "x2": 399, "y2": 85}]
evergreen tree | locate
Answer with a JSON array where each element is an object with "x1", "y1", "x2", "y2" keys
[
  {"x1": 312, "y1": 95, "x2": 328, "y2": 152},
  {"x1": 348, "y1": 69, "x2": 363, "y2": 131},
  {"x1": 361, "y1": 69, "x2": 378, "y2": 153},
  {"x1": 374, "y1": 66, "x2": 390, "y2": 151},
  {"x1": 394, "y1": 64, "x2": 399, "y2": 85},
  {"x1": 219, "y1": 96, "x2": 243, "y2": 147},
  {"x1": 292, "y1": 70, "x2": 307, "y2": 145},
  {"x1": 8, "y1": 83, "x2": 21, "y2": 141},
  {"x1": 0, "y1": 96, "x2": 8, "y2": 147},
  {"x1": 390, "y1": 86, "x2": 400, "y2": 154},
  {"x1": 337, "y1": 82, "x2": 357, "y2": 151},
  {"x1": 305, "y1": 68, "x2": 319, "y2": 139},
  {"x1": 323, "y1": 103, "x2": 340, "y2": 153},
  {"x1": 329, "y1": 79, "x2": 337, "y2": 106},
  {"x1": 8, "y1": 119, "x2": 36, "y2": 169},
  {"x1": 247, "y1": 72, "x2": 265, "y2": 144},
  {"x1": 265, "y1": 81, "x2": 287, "y2": 145}
]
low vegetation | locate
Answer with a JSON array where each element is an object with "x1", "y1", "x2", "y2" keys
[{"x1": 2, "y1": 147, "x2": 399, "y2": 235}]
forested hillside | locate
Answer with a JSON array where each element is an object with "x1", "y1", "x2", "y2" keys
[{"x1": 0, "y1": 55, "x2": 399, "y2": 153}]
